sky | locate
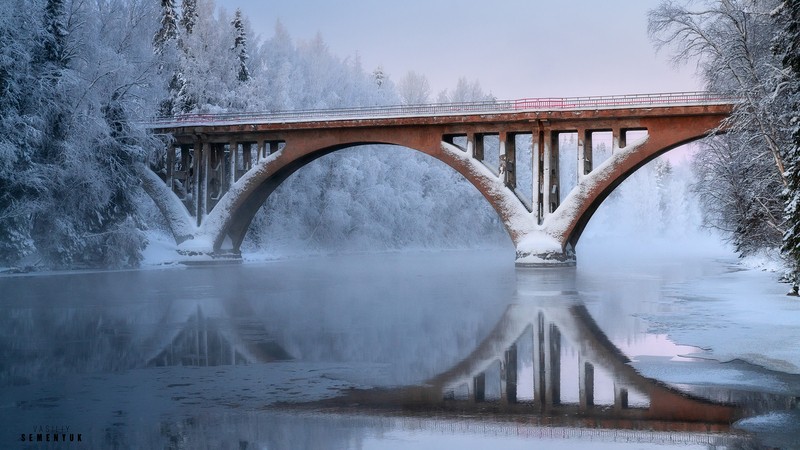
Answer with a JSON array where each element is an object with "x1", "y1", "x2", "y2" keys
[{"x1": 219, "y1": 0, "x2": 701, "y2": 100}]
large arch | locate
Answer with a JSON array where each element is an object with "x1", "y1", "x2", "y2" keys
[{"x1": 199, "y1": 132, "x2": 530, "y2": 255}]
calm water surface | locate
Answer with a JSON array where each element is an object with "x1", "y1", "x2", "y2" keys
[{"x1": 1, "y1": 249, "x2": 798, "y2": 448}]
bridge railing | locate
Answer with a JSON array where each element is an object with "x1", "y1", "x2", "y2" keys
[{"x1": 148, "y1": 91, "x2": 737, "y2": 127}]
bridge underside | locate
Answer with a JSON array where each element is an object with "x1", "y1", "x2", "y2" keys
[{"x1": 144, "y1": 103, "x2": 731, "y2": 265}]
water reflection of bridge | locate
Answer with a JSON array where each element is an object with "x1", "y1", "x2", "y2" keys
[
  {"x1": 146, "y1": 303, "x2": 291, "y2": 367},
  {"x1": 147, "y1": 294, "x2": 750, "y2": 431},
  {"x1": 320, "y1": 301, "x2": 740, "y2": 430}
]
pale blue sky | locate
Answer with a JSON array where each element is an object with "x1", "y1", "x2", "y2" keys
[{"x1": 219, "y1": 0, "x2": 700, "y2": 99}]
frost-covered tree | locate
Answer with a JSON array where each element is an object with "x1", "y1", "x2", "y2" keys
[
  {"x1": 180, "y1": 0, "x2": 197, "y2": 35},
  {"x1": 42, "y1": 0, "x2": 70, "y2": 66},
  {"x1": 373, "y1": 65, "x2": 386, "y2": 88},
  {"x1": 436, "y1": 77, "x2": 495, "y2": 103},
  {"x1": 774, "y1": 0, "x2": 800, "y2": 284},
  {"x1": 397, "y1": 71, "x2": 431, "y2": 105},
  {"x1": 154, "y1": 0, "x2": 178, "y2": 55},
  {"x1": 231, "y1": 8, "x2": 249, "y2": 83},
  {"x1": 1, "y1": 0, "x2": 161, "y2": 268},
  {"x1": 649, "y1": 0, "x2": 789, "y2": 254}
]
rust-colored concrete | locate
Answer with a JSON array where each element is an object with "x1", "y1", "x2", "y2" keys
[{"x1": 151, "y1": 103, "x2": 733, "y2": 257}]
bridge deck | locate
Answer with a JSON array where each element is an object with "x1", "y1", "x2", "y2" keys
[{"x1": 149, "y1": 91, "x2": 737, "y2": 130}]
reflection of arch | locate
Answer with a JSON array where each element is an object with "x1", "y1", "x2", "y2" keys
[
  {"x1": 322, "y1": 299, "x2": 740, "y2": 430},
  {"x1": 147, "y1": 102, "x2": 733, "y2": 265},
  {"x1": 145, "y1": 300, "x2": 291, "y2": 367}
]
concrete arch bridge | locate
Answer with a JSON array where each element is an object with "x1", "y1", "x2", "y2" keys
[{"x1": 145, "y1": 92, "x2": 734, "y2": 266}]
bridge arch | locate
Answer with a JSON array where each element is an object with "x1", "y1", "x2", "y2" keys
[
  {"x1": 207, "y1": 137, "x2": 520, "y2": 253},
  {"x1": 564, "y1": 136, "x2": 712, "y2": 250},
  {"x1": 544, "y1": 113, "x2": 728, "y2": 256}
]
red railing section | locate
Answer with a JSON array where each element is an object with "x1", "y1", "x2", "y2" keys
[{"x1": 149, "y1": 91, "x2": 737, "y2": 127}]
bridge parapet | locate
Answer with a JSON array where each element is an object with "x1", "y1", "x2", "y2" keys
[{"x1": 148, "y1": 91, "x2": 737, "y2": 128}]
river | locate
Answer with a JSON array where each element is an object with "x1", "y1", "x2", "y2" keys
[{"x1": 1, "y1": 245, "x2": 799, "y2": 449}]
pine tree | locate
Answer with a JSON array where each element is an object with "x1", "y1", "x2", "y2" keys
[
  {"x1": 774, "y1": 0, "x2": 800, "y2": 288},
  {"x1": 231, "y1": 9, "x2": 249, "y2": 83},
  {"x1": 153, "y1": 0, "x2": 178, "y2": 55},
  {"x1": 42, "y1": 0, "x2": 69, "y2": 66},
  {"x1": 373, "y1": 66, "x2": 385, "y2": 88},
  {"x1": 180, "y1": 0, "x2": 197, "y2": 35}
]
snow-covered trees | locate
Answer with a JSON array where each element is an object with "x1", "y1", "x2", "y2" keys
[
  {"x1": 774, "y1": 0, "x2": 800, "y2": 283},
  {"x1": 649, "y1": 0, "x2": 793, "y2": 260},
  {"x1": 436, "y1": 77, "x2": 495, "y2": 103},
  {"x1": 397, "y1": 71, "x2": 432, "y2": 105},
  {"x1": 231, "y1": 9, "x2": 250, "y2": 83},
  {"x1": 0, "y1": 0, "x2": 161, "y2": 268},
  {"x1": 154, "y1": 0, "x2": 178, "y2": 54}
]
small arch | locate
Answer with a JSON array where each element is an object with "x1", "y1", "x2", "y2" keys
[{"x1": 563, "y1": 132, "x2": 723, "y2": 250}]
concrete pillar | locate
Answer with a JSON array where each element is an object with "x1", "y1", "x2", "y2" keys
[
  {"x1": 504, "y1": 343, "x2": 518, "y2": 404},
  {"x1": 244, "y1": 143, "x2": 253, "y2": 171},
  {"x1": 531, "y1": 130, "x2": 545, "y2": 225},
  {"x1": 229, "y1": 140, "x2": 238, "y2": 187},
  {"x1": 583, "y1": 130, "x2": 593, "y2": 175},
  {"x1": 541, "y1": 129, "x2": 552, "y2": 219},
  {"x1": 502, "y1": 132, "x2": 516, "y2": 189},
  {"x1": 473, "y1": 134, "x2": 484, "y2": 161},
  {"x1": 578, "y1": 128, "x2": 593, "y2": 178},
  {"x1": 549, "y1": 132, "x2": 560, "y2": 213},
  {"x1": 473, "y1": 373, "x2": 486, "y2": 402},
  {"x1": 180, "y1": 145, "x2": 191, "y2": 198},
  {"x1": 195, "y1": 141, "x2": 208, "y2": 225},
  {"x1": 166, "y1": 144, "x2": 175, "y2": 190},
  {"x1": 466, "y1": 133, "x2": 476, "y2": 159},
  {"x1": 532, "y1": 131, "x2": 542, "y2": 223},
  {"x1": 612, "y1": 128, "x2": 626, "y2": 154},
  {"x1": 579, "y1": 359, "x2": 594, "y2": 410},
  {"x1": 257, "y1": 140, "x2": 266, "y2": 160}
]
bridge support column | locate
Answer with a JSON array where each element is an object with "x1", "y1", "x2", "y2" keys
[
  {"x1": 473, "y1": 133, "x2": 485, "y2": 161},
  {"x1": 196, "y1": 141, "x2": 208, "y2": 226},
  {"x1": 583, "y1": 130, "x2": 593, "y2": 176},
  {"x1": 578, "y1": 128, "x2": 592, "y2": 178},
  {"x1": 501, "y1": 131, "x2": 516, "y2": 189},
  {"x1": 549, "y1": 132, "x2": 560, "y2": 213},
  {"x1": 612, "y1": 127, "x2": 625, "y2": 153},
  {"x1": 514, "y1": 230, "x2": 575, "y2": 267},
  {"x1": 541, "y1": 128, "x2": 552, "y2": 219},
  {"x1": 533, "y1": 129, "x2": 542, "y2": 224},
  {"x1": 229, "y1": 140, "x2": 238, "y2": 188}
]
